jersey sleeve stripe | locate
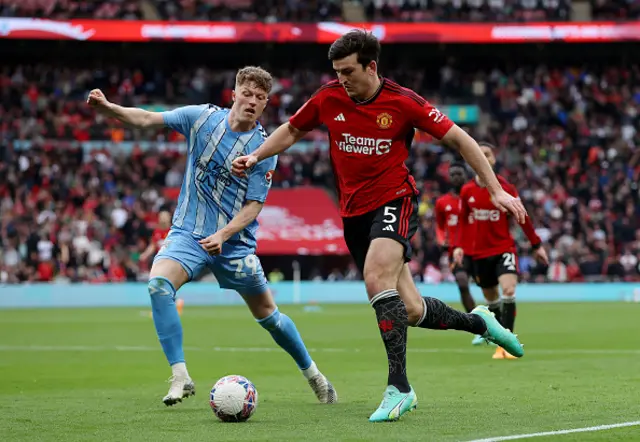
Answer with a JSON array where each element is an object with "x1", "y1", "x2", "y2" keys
[
  {"x1": 311, "y1": 80, "x2": 341, "y2": 97},
  {"x1": 383, "y1": 81, "x2": 427, "y2": 106}
]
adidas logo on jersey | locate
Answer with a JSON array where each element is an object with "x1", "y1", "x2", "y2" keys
[
  {"x1": 445, "y1": 205, "x2": 452, "y2": 211},
  {"x1": 383, "y1": 225, "x2": 394, "y2": 232},
  {"x1": 469, "y1": 197, "x2": 475, "y2": 203},
  {"x1": 334, "y1": 113, "x2": 346, "y2": 122}
]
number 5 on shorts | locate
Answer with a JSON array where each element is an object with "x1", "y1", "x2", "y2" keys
[
  {"x1": 383, "y1": 206, "x2": 397, "y2": 224},
  {"x1": 230, "y1": 255, "x2": 259, "y2": 278}
]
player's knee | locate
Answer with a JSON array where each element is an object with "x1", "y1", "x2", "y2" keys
[
  {"x1": 257, "y1": 308, "x2": 281, "y2": 332},
  {"x1": 148, "y1": 277, "x2": 176, "y2": 299},
  {"x1": 405, "y1": 301, "x2": 423, "y2": 326},
  {"x1": 363, "y1": 270, "x2": 392, "y2": 298},
  {"x1": 482, "y1": 287, "x2": 500, "y2": 302},
  {"x1": 363, "y1": 261, "x2": 398, "y2": 296},
  {"x1": 501, "y1": 284, "x2": 516, "y2": 298}
]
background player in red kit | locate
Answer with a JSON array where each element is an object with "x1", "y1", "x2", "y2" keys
[
  {"x1": 140, "y1": 210, "x2": 172, "y2": 264},
  {"x1": 232, "y1": 30, "x2": 526, "y2": 422},
  {"x1": 454, "y1": 143, "x2": 549, "y2": 359},
  {"x1": 435, "y1": 163, "x2": 476, "y2": 312},
  {"x1": 435, "y1": 162, "x2": 487, "y2": 345}
]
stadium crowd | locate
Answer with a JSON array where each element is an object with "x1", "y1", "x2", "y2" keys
[
  {"x1": 1, "y1": 58, "x2": 639, "y2": 285},
  {"x1": 2, "y1": 0, "x2": 638, "y2": 22}
]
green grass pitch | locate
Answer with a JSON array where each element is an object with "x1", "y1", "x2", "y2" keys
[{"x1": 1, "y1": 302, "x2": 639, "y2": 441}]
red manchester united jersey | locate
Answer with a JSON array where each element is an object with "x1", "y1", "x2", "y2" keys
[
  {"x1": 435, "y1": 192, "x2": 463, "y2": 255},
  {"x1": 152, "y1": 228, "x2": 170, "y2": 249},
  {"x1": 458, "y1": 175, "x2": 541, "y2": 259},
  {"x1": 289, "y1": 78, "x2": 454, "y2": 217}
]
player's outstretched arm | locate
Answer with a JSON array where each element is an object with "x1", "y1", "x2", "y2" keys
[
  {"x1": 232, "y1": 123, "x2": 307, "y2": 177},
  {"x1": 199, "y1": 201, "x2": 263, "y2": 255},
  {"x1": 441, "y1": 126, "x2": 501, "y2": 194},
  {"x1": 441, "y1": 126, "x2": 527, "y2": 224},
  {"x1": 87, "y1": 89, "x2": 164, "y2": 129}
]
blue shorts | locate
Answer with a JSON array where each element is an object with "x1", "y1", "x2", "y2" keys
[{"x1": 154, "y1": 228, "x2": 268, "y2": 296}]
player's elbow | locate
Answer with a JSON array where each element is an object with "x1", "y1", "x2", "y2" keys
[
  {"x1": 286, "y1": 123, "x2": 307, "y2": 142},
  {"x1": 245, "y1": 200, "x2": 264, "y2": 218},
  {"x1": 139, "y1": 112, "x2": 155, "y2": 129}
]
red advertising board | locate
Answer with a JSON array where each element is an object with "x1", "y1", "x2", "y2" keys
[
  {"x1": 255, "y1": 187, "x2": 349, "y2": 256},
  {"x1": 1, "y1": 18, "x2": 639, "y2": 43}
]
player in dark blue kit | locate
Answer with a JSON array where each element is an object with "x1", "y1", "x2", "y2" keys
[{"x1": 88, "y1": 67, "x2": 336, "y2": 406}]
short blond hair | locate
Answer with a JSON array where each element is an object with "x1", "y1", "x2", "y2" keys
[{"x1": 235, "y1": 66, "x2": 273, "y2": 94}]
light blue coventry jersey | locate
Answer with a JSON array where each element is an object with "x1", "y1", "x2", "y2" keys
[{"x1": 162, "y1": 104, "x2": 277, "y2": 256}]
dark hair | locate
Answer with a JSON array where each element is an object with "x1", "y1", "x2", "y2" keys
[
  {"x1": 328, "y1": 29, "x2": 380, "y2": 68},
  {"x1": 449, "y1": 161, "x2": 467, "y2": 171}
]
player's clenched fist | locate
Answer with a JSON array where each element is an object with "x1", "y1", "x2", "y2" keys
[
  {"x1": 231, "y1": 154, "x2": 258, "y2": 177},
  {"x1": 452, "y1": 247, "x2": 464, "y2": 266},
  {"x1": 199, "y1": 232, "x2": 225, "y2": 255},
  {"x1": 86, "y1": 89, "x2": 109, "y2": 110}
]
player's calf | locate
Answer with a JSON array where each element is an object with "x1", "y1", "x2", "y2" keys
[
  {"x1": 253, "y1": 302, "x2": 337, "y2": 404},
  {"x1": 482, "y1": 286, "x2": 504, "y2": 327},
  {"x1": 454, "y1": 271, "x2": 476, "y2": 313},
  {"x1": 415, "y1": 296, "x2": 487, "y2": 335},
  {"x1": 499, "y1": 274, "x2": 518, "y2": 332},
  {"x1": 256, "y1": 307, "x2": 313, "y2": 370},
  {"x1": 364, "y1": 239, "x2": 411, "y2": 393}
]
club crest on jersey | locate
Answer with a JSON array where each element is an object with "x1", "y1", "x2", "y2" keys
[
  {"x1": 265, "y1": 170, "x2": 274, "y2": 183},
  {"x1": 376, "y1": 112, "x2": 393, "y2": 129}
]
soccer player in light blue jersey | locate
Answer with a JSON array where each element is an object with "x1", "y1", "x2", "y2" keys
[{"x1": 87, "y1": 67, "x2": 337, "y2": 407}]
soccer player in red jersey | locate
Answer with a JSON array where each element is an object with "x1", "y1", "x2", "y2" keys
[
  {"x1": 140, "y1": 210, "x2": 172, "y2": 264},
  {"x1": 232, "y1": 30, "x2": 527, "y2": 421},
  {"x1": 454, "y1": 143, "x2": 549, "y2": 359},
  {"x1": 435, "y1": 162, "x2": 476, "y2": 313}
]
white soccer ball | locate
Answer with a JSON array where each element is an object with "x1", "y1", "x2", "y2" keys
[{"x1": 209, "y1": 375, "x2": 258, "y2": 422}]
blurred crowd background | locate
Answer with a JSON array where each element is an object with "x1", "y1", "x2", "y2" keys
[
  {"x1": 1, "y1": 0, "x2": 639, "y2": 284},
  {"x1": 2, "y1": 0, "x2": 639, "y2": 22}
]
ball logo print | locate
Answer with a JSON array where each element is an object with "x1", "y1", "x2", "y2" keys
[
  {"x1": 209, "y1": 375, "x2": 259, "y2": 422},
  {"x1": 376, "y1": 112, "x2": 393, "y2": 129}
]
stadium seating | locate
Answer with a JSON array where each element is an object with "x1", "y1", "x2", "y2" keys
[
  {"x1": 2, "y1": 1, "x2": 638, "y2": 22},
  {"x1": 1, "y1": 59, "x2": 639, "y2": 284}
]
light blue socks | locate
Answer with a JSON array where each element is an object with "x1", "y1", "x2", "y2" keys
[
  {"x1": 257, "y1": 308, "x2": 313, "y2": 370},
  {"x1": 148, "y1": 277, "x2": 184, "y2": 366}
]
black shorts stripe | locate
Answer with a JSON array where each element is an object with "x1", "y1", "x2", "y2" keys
[{"x1": 400, "y1": 197, "x2": 410, "y2": 237}]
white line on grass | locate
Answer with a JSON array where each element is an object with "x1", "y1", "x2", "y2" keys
[
  {"x1": 465, "y1": 420, "x2": 640, "y2": 442},
  {"x1": 0, "y1": 345, "x2": 639, "y2": 355}
]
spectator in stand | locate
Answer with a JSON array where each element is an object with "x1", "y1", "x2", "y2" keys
[
  {"x1": 0, "y1": 0, "x2": 143, "y2": 20},
  {"x1": 1, "y1": 61, "x2": 639, "y2": 283}
]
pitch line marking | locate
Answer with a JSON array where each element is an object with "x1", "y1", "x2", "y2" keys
[{"x1": 464, "y1": 420, "x2": 640, "y2": 442}]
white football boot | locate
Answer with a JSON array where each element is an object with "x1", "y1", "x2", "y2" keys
[
  {"x1": 302, "y1": 361, "x2": 338, "y2": 404},
  {"x1": 162, "y1": 363, "x2": 195, "y2": 406}
]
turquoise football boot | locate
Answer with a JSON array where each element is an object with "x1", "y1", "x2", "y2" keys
[
  {"x1": 369, "y1": 386, "x2": 417, "y2": 422},
  {"x1": 472, "y1": 305, "x2": 524, "y2": 357},
  {"x1": 471, "y1": 334, "x2": 486, "y2": 346}
]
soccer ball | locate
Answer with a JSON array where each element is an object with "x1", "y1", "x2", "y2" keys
[{"x1": 209, "y1": 375, "x2": 258, "y2": 422}]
